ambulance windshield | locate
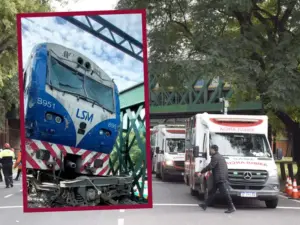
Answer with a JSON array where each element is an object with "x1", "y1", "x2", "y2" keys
[
  {"x1": 166, "y1": 139, "x2": 185, "y2": 153},
  {"x1": 209, "y1": 133, "x2": 272, "y2": 158}
]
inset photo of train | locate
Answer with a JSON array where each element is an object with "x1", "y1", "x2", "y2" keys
[{"x1": 17, "y1": 10, "x2": 150, "y2": 212}]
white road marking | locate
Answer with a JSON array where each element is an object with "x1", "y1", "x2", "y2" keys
[
  {"x1": 154, "y1": 203, "x2": 197, "y2": 207},
  {"x1": 4, "y1": 194, "x2": 13, "y2": 198},
  {"x1": 118, "y1": 218, "x2": 124, "y2": 225},
  {"x1": 279, "y1": 194, "x2": 300, "y2": 203},
  {"x1": 0, "y1": 206, "x2": 22, "y2": 209},
  {"x1": 153, "y1": 203, "x2": 300, "y2": 209},
  {"x1": 0, "y1": 204, "x2": 299, "y2": 210},
  {"x1": 0, "y1": 183, "x2": 22, "y2": 187},
  {"x1": 277, "y1": 206, "x2": 300, "y2": 209}
]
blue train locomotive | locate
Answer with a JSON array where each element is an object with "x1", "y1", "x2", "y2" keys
[{"x1": 23, "y1": 42, "x2": 121, "y2": 154}]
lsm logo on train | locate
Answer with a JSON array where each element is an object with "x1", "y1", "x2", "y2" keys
[{"x1": 76, "y1": 108, "x2": 94, "y2": 123}]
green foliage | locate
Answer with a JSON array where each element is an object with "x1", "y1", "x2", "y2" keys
[
  {"x1": 267, "y1": 111, "x2": 286, "y2": 137},
  {"x1": 110, "y1": 131, "x2": 145, "y2": 172},
  {"x1": 116, "y1": 0, "x2": 300, "y2": 132},
  {"x1": 116, "y1": 0, "x2": 300, "y2": 108}
]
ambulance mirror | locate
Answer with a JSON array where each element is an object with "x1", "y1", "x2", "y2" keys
[
  {"x1": 276, "y1": 148, "x2": 283, "y2": 160},
  {"x1": 155, "y1": 147, "x2": 160, "y2": 154},
  {"x1": 193, "y1": 146, "x2": 199, "y2": 158}
]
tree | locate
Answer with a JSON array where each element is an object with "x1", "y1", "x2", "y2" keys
[
  {"x1": 117, "y1": 1, "x2": 300, "y2": 144},
  {"x1": 116, "y1": 0, "x2": 300, "y2": 180},
  {"x1": 0, "y1": 0, "x2": 74, "y2": 127}
]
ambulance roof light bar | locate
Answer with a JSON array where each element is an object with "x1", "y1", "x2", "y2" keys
[{"x1": 212, "y1": 118, "x2": 261, "y2": 122}]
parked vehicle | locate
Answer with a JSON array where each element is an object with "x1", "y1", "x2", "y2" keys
[
  {"x1": 184, "y1": 113, "x2": 280, "y2": 208},
  {"x1": 151, "y1": 124, "x2": 186, "y2": 181}
]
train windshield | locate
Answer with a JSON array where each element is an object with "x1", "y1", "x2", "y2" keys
[
  {"x1": 49, "y1": 57, "x2": 85, "y2": 96},
  {"x1": 49, "y1": 56, "x2": 114, "y2": 112},
  {"x1": 85, "y1": 77, "x2": 114, "y2": 112}
]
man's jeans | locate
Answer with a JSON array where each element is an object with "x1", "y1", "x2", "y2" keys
[{"x1": 205, "y1": 181, "x2": 234, "y2": 209}]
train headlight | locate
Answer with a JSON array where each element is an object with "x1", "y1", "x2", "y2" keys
[
  {"x1": 77, "y1": 57, "x2": 83, "y2": 65},
  {"x1": 85, "y1": 62, "x2": 91, "y2": 70},
  {"x1": 99, "y1": 129, "x2": 111, "y2": 136},
  {"x1": 45, "y1": 113, "x2": 52, "y2": 121},
  {"x1": 55, "y1": 116, "x2": 62, "y2": 124}
]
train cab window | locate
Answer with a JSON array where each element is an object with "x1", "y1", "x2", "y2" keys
[
  {"x1": 49, "y1": 56, "x2": 85, "y2": 96},
  {"x1": 85, "y1": 77, "x2": 114, "y2": 113}
]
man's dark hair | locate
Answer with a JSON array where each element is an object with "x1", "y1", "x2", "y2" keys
[{"x1": 210, "y1": 144, "x2": 219, "y2": 151}]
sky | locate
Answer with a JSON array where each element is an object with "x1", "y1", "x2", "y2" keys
[
  {"x1": 22, "y1": 0, "x2": 146, "y2": 123},
  {"x1": 51, "y1": 0, "x2": 119, "y2": 12},
  {"x1": 21, "y1": 3, "x2": 144, "y2": 92}
]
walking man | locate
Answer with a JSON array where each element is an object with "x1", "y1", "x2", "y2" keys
[
  {"x1": 199, "y1": 144, "x2": 236, "y2": 213},
  {"x1": 0, "y1": 143, "x2": 15, "y2": 188}
]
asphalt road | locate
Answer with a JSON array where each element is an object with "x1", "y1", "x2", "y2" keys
[{"x1": 0, "y1": 175, "x2": 300, "y2": 225}]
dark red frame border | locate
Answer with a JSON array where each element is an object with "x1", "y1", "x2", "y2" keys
[{"x1": 16, "y1": 9, "x2": 152, "y2": 213}]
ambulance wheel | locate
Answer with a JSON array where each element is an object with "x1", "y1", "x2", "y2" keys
[
  {"x1": 155, "y1": 171, "x2": 161, "y2": 178},
  {"x1": 161, "y1": 170, "x2": 168, "y2": 181},
  {"x1": 265, "y1": 198, "x2": 278, "y2": 209}
]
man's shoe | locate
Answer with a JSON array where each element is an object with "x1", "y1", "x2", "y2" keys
[
  {"x1": 10, "y1": 183, "x2": 13, "y2": 188},
  {"x1": 199, "y1": 203, "x2": 207, "y2": 211},
  {"x1": 225, "y1": 207, "x2": 236, "y2": 213}
]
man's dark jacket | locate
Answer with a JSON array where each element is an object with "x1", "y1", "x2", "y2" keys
[{"x1": 201, "y1": 152, "x2": 228, "y2": 183}]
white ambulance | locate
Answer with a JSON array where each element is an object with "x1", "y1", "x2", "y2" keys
[
  {"x1": 151, "y1": 124, "x2": 186, "y2": 181},
  {"x1": 184, "y1": 113, "x2": 280, "y2": 208}
]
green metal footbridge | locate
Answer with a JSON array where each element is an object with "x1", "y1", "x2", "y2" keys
[{"x1": 122, "y1": 81, "x2": 263, "y2": 127}]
